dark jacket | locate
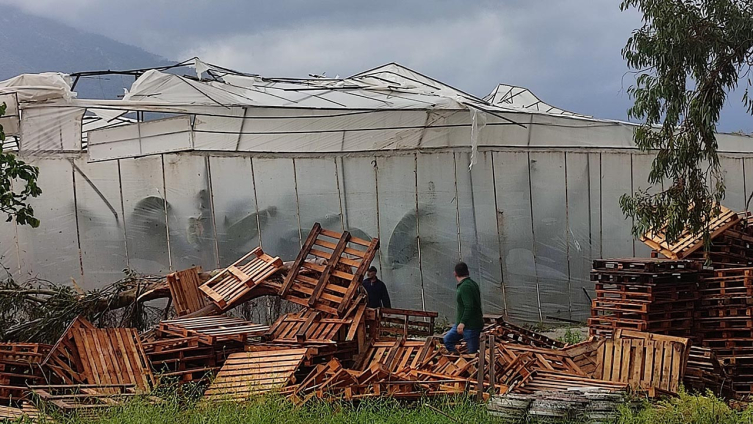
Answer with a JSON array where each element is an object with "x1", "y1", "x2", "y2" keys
[
  {"x1": 362, "y1": 277, "x2": 391, "y2": 308},
  {"x1": 455, "y1": 277, "x2": 483, "y2": 330}
]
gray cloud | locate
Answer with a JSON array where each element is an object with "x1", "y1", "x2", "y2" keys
[{"x1": 0, "y1": 0, "x2": 750, "y2": 131}]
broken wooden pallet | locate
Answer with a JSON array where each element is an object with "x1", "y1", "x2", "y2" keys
[
  {"x1": 641, "y1": 205, "x2": 740, "y2": 259},
  {"x1": 158, "y1": 315, "x2": 268, "y2": 345},
  {"x1": 204, "y1": 348, "x2": 310, "y2": 401},
  {"x1": 167, "y1": 266, "x2": 209, "y2": 316},
  {"x1": 281, "y1": 223, "x2": 379, "y2": 316},
  {"x1": 199, "y1": 247, "x2": 282, "y2": 310}
]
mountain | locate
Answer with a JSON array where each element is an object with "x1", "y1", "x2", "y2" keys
[{"x1": 0, "y1": 6, "x2": 173, "y2": 99}]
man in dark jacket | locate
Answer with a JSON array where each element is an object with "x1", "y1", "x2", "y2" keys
[
  {"x1": 443, "y1": 262, "x2": 483, "y2": 354},
  {"x1": 362, "y1": 266, "x2": 391, "y2": 308}
]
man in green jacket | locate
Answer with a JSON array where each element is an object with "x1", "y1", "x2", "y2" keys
[{"x1": 443, "y1": 262, "x2": 483, "y2": 354}]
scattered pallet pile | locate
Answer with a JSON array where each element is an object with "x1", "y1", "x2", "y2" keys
[
  {"x1": 7, "y1": 218, "x2": 745, "y2": 419},
  {"x1": 589, "y1": 258, "x2": 700, "y2": 338}
]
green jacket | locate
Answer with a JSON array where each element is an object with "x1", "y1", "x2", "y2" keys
[{"x1": 455, "y1": 277, "x2": 483, "y2": 330}]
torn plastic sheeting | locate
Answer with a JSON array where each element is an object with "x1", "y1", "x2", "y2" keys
[
  {"x1": 468, "y1": 107, "x2": 487, "y2": 170},
  {"x1": 0, "y1": 72, "x2": 75, "y2": 103},
  {"x1": 192, "y1": 58, "x2": 210, "y2": 79}
]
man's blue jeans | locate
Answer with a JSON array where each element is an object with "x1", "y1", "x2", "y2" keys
[{"x1": 443, "y1": 324, "x2": 481, "y2": 354}]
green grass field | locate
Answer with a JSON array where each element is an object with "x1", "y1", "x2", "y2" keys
[{"x1": 15, "y1": 391, "x2": 753, "y2": 424}]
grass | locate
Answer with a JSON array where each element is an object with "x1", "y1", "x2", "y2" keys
[
  {"x1": 31, "y1": 395, "x2": 497, "y2": 424},
  {"x1": 15, "y1": 390, "x2": 753, "y2": 424},
  {"x1": 616, "y1": 390, "x2": 753, "y2": 424}
]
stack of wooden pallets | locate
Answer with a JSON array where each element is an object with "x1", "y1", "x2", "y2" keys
[
  {"x1": 694, "y1": 267, "x2": 753, "y2": 396},
  {"x1": 588, "y1": 259, "x2": 700, "y2": 338}
]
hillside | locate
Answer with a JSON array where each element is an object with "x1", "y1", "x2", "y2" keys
[{"x1": 0, "y1": 6, "x2": 172, "y2": 99}]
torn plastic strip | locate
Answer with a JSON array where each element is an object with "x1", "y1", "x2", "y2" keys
[{"x1": 468, "y1": 107, "x2": 487, "y2": 170}]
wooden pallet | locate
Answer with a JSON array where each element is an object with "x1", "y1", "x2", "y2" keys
[
  {"x1": 0, "y1": 343, "x2": 50, "y2": 406},
  {"x1": 204, "y1": 348, "x2": 310, "y2": 401},
  {"x1": 158, "y1": 316, "x2": 269, "y2": 345},
  {"x1": 43, "y1": 317, "x2": 153, "y2": 390},
  {"x1": 199, "y1": 247, "x2": 282, "y2": 310},
  {"x1": 592, "y1": 258, "x2": 700, "y2": 272},
  {"x1": 0, "y1": 343, "x2": 51, "y2": 365},
  {"x1": 483, "y1": 315, "x2": 566, "y2": 349},
  {"x1": 142, "y1": 336, "x2": 226, "y2": 383},
  {"x1": 42, "y1": 317, "x2": 96, "y2": 384},
  {"x1": 377, "y1": 308, "x2": 438, "y2": 340},
  {"x1": 281, "y1": 223, "x2": 379, "y2": 316},
  {"x1": 594, "y1": 330, "x2": 689, "y2": 394},
  {"x1": 684, "y1": 346, "x2": 728, "y2": 395},
  {"x1": 266, "y1": 307, "x2": 363, "y2": 344},
  {"x1": 641, "y1": 205, "x2": 740, "y2": 259},
  {"x1": 29, "y1": 384, "x2": 156, "y2": 417},
  {"x1": 167, "y1": 266, "x2": 209, "y2": 316},
  {"x1": 0, "y1": 403, "x2": 45, "y2": 421},
  {"x1": 355, "y1": 339, "x2": 435, "y2": 373},
  {"x1": 512, "y1": 370, "x2": 628, "y2": 394}
]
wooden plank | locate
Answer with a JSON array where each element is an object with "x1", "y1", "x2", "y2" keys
[
  {"x1": 309, "y1": 231, "x2": 351, "y2": 307},
  {"x1": 281, "y1": 224, "x2": 322, "y2": 297}
]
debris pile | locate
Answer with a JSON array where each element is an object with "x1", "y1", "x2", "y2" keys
[{"x1": 4, "y1": 210, "x2": 753, "y2": 419}]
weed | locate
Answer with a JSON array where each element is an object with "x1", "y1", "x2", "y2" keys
[{"x1": 558, "y1": 327, "x2": 583, "y2": 345}]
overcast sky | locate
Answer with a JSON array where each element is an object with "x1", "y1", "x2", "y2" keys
[{"x1": 2, "y1": 0, "x2": 751, "y2": 132}]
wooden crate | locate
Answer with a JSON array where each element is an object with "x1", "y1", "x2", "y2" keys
[
  {"x1": 281, "y1": 223, "x2": 379, "y2": 316},
  {"x1": 158, "y1": 315, "x2": 268, "y2": 345},
  {"x1": 641, "y1": 205, "x2": 740, "y2": 259},
  {"x1": 199, "y1": 247, "x2": 282, "y2": 310},
  {"x1": 167, "y1": 266, "x2": 209, "y2": 316},
  {"x1": 204, "y1": 348, "x2": 310, "y2": 401}
]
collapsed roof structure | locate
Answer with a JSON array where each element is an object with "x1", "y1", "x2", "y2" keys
[{"x1": 2, "y1": 58, "x2": 753, "y2": 324}]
